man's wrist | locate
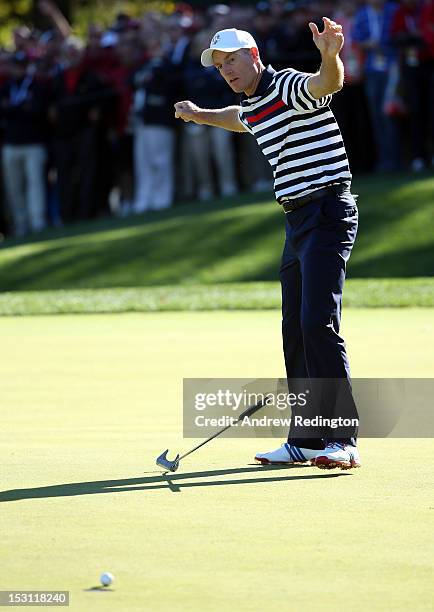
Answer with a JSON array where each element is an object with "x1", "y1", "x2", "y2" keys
[
  {"x1": 320, "y1": 51, "x2": 341, "y2": 62},
  {"x1": 186, "y1": 105, "x2": 207, "y2": 125}
]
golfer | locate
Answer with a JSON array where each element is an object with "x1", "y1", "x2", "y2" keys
[{"x1": 175, "y1": 18, "x2": 361, "y2": 470}]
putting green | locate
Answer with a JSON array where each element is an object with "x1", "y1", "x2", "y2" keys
[{"x1": 2, "y1": 310, "x2": 434, "y2": 611}]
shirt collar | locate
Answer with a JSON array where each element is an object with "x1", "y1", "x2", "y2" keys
[{"x1": 243, "y1": 65, "x2": 276, "y2": 99}]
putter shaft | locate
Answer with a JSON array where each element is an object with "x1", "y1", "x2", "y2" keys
[{"x1": 156, "y1": 396, "x2": 270, "y2": 471}]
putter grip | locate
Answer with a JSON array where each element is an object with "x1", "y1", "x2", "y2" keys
[{"x1": 238, "y1": 399, "x2": 266, "y2": 421}]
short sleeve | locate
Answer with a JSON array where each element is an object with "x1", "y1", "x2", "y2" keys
[
  {"x1": 276, "y1": 69, "x2": 332, "y2": 112},
  {"x1": 238, "y1": 107, "x2": 254, "y2": 133}
]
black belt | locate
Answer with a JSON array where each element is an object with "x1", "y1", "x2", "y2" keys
[{"x1": 278, "y1": 183, "x2": 350, "y2": 213}]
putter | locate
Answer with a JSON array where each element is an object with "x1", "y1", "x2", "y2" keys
[{"x1": 156, "y1": 396, "x2": 269, "y2": 472}]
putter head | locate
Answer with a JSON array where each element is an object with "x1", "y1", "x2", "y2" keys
[{"x1": 156, "y1": 449, "x2": 180, "y2": 472}]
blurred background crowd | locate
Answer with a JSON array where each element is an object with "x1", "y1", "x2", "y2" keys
[{"x1": 0, "y1": 0, "x2": 433, "y2": 237}]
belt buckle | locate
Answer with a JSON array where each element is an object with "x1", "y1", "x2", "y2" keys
[
  {"x1": 279, "y1": 199, "x2": 295, "y2": 214},
  {"x1": 279, "y1": 196, "x2": 297, "y2": 213}
]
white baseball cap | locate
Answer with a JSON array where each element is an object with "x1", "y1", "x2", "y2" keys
[{"x1": 200, "y1": 28, "x2": 257, "y2": 67}]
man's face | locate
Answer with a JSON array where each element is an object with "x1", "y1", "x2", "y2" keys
[{"x1": 212, "y1": 48, "x2": 258, "y2": 94}]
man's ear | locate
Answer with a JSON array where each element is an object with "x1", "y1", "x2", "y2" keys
[{"x1": 250, "y1": 47, "x2": 261, "y2": 66}]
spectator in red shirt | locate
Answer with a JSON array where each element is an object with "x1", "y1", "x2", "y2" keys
[
  {"x1": 98, "y1": 26, "x2": 145, "y2": 215},
  {"x1": 50, "y1": 38, "x2": 114, "y2": 222}
]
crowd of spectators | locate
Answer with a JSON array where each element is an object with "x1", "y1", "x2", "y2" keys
[{"x1": 0, "y1": 0, "x2": 433, "y2": 237}]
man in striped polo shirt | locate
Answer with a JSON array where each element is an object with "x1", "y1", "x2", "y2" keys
[{"x1": 175, "y1": 18, "x2": 361, "y2": 470}]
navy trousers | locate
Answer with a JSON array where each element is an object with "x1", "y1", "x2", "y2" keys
[{"x1": 280, "y1": 184, "x2": 359, "y2": 448}]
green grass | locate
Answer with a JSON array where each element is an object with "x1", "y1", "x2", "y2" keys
[
  {"x1": 0, "y1": 173, "x2": 433, "y2": 294},
  {"x1": 2, "y1": 310, "x2": 434, "y2": 611},
  {"x1": 0, "y1": 278, "x2": 433, "y2": 316}
]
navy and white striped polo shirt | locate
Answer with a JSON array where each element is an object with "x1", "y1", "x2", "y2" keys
[{"x1": 238, "y1": 66, "x2": 352, "y2": 200}]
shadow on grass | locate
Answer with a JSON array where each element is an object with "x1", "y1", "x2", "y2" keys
[
  {"x1": 0, "y1": 192, "x2": 269, "y2": 249},
  {"x1": 84, "y1": 587, "x2": 115, "y2": 592},
  {"x1": 0, "y1": 465, "x2": 348, "y2": 501},
  {"x1": 348, "y1": 243, "x2": 434, "y2": 277},
  {"x1": 0, "y1": 208, "x2": 282, "y2": 291},
  {"x1": 1, "y1": 173, "x2": 433, "y2": 291}
]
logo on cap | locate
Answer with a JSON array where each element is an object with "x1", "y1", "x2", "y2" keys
[{"x1": 211, "y1": 33, "x2": 221, "y2": 46}]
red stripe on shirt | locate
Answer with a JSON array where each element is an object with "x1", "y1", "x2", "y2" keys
[{"x1": 246, "y1": 99, "x2": 285, "y2": 124}]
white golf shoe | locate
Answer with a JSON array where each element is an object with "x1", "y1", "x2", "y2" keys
[
  {"x1": 255, "y1": 443, "x2": 318, "y2": 465},
  {"x1": 314, "y1": 442, "x2": 361, "y2": 470}
]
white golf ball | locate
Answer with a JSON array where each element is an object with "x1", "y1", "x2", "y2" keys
[{"x1": 100, "y1": 572, "x2": 114, "y2": 587}]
